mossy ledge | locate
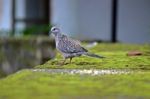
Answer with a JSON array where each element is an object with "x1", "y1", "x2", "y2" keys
[
  {"x1": 0, "y1": 43, "x2": 150, "y2": 99},
  {"x1": 36, "y1": 43, "x2": 150, "y2": 70}
]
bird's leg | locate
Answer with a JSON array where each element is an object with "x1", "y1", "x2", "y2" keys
[{"x1": 69, "y1": 57, "x2": 72, "y2": 63}]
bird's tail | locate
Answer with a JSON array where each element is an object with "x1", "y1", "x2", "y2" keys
[{"x1": 84, "y1": 52, "x2": 105, "y2": 58}]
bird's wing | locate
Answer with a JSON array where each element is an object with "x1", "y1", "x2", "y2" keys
[{"x1": 57, "y1": 34, "x2": 88, "y2": 53}]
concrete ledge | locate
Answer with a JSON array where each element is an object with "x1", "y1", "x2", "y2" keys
[{"x1": 0, "y1": 36, "x2": 55, "y2": 75}]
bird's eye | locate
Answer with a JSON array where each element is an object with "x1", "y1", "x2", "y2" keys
[{"x1": 53, "y1": 28, "x2": 56, "y2": 31}]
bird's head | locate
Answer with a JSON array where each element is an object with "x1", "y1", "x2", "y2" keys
[{"x1": 50, "y1": 26, "x2": 60, "y2": 37}]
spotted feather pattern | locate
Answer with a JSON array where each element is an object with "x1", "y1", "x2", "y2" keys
[{"x1": 57, "y1": 34, "x2": 88, "y2": 54}]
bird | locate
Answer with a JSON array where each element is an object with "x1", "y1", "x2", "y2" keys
[{"x1": 50, "y1": 26, "x2": 104, "y2": 65}]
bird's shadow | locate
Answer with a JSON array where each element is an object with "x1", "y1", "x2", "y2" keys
[
  {"x1": 75, "y1": 61, "x2": 97, "y2": 65},
  {"x1": 51, "y1": 59, "x2": 101, "y2": 66},
  {"x1": 51, "y1": 60, "x2": 70, "y2": 66}
]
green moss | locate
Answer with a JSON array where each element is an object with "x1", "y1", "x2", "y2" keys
[
  {"x1": 36, "y1": 43, "x2": 150, "y2": 70},
  {"x1": 0, "y1": 43, "x2": 150, "y2": 99},
  {"x1": 0, "y1": 70, "x2": 150, "y2": 99}
]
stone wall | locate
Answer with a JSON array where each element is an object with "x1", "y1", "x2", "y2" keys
[{"x1": 0, "y1": 37, "x2": 55, "y2": 76}]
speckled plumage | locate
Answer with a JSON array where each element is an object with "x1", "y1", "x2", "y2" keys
[{"x1": 50, "y1": 26, "x2": 104, "y2": 65}]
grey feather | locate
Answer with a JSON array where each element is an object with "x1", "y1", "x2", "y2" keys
[{"x1": 57, "y1": 34, "x2": 87, "y2": 53}]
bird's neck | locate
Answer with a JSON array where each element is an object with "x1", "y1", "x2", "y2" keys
[
  {"x1": 55, "y1": 33, "x2": 62, "y2": 42},
  {"x1": 54, "y1": 33, "x2": 63, "y2": 47},
  {"x1": 55, "y1": 33, "x2": 62, "y2": 38}
]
